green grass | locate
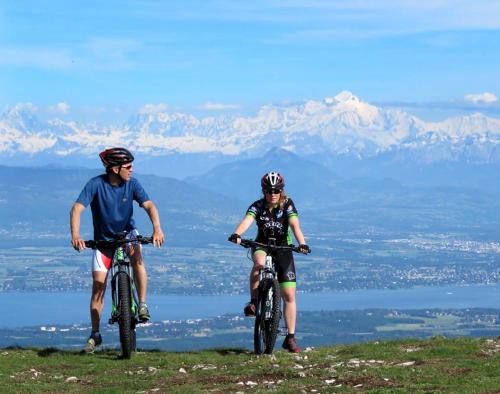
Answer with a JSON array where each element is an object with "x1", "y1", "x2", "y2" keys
[
  {"x1": 376, "y1": 314, "x2": 462, "y2": 332},
  {"x1": 0, "y1": 337, "x2": 498, "y2": 393}
]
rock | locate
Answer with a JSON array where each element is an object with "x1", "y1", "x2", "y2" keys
[
  {"x1": 148, "y1": 367, "x2": 158, "y2": 374},
  {"x1": 178, "y1": 368, "x2": 187, "y2": 374},
  {"x1": 65, "y1": 376, "x2": 78, "y2": 383},
  {"x1": 245, "y1": 381, "x2": 258, "y2": 387},
  {"x1": 294, "y1": 364, "x2": 304, "y2": 369},
  {"x1": 298, "y1": 372, "x2": 306, "y2": 378},
  {"x1": 325, "y1": 379, "x2": 336, "y2": 384},
  {"x1": 398, "y1": 361, "x2": 416, "y2": 367},
  {"x1": 304, "y1": 347, "x2": 314, "y2": 352},
  {"x1": 354, "y1": 383, "x2": 363, "y2": 388}
]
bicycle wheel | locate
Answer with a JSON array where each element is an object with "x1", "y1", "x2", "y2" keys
[
  {"x1": 254, "y1": 278, "x2": 281, "y2": 354},
  {"x1": 117, "y1": 271, "x2": 134, "y2": 359}
]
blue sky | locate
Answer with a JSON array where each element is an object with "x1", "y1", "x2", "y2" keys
[{"x1": 0, "y1": 0, "x2": 499, "y2": 120}]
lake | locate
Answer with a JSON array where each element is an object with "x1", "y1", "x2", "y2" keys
[{"x1": 2, "y1": 284, "x2": 499, "y2": 328}]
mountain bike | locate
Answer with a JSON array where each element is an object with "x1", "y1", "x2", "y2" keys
[
  {"x1": 84, "y1": 233, "x2": 153, "y2": 359},
  {"x1": 237, "y1": 238, "x2": 309, "y2": 354}
]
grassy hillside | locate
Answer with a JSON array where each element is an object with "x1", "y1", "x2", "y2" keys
[{"x1": 0, "y1": 337, "x2": 499, "y2": 393}]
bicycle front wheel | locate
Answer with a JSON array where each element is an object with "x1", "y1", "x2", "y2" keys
[
  {"x1": 254, "y1": 278, "x2": 281, "y2": 354},
  {"x1": 117, "y1": 271, "x2": 135, "y2": 359}
]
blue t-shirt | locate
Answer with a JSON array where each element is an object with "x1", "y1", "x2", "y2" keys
[{"x1": 76, "y1": 175, "x2": 150, "y2": 240}]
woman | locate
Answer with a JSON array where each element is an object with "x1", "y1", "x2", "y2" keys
[{"x1": 229, "y1": 171, "x2": 310, "y2": 353}]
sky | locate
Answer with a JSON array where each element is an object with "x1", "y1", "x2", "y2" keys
[{"x1": 0, "y1": 0, "x2": 499, "y2": 121}]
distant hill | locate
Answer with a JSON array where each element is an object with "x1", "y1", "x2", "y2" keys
[
  {"x1": 0, "y1": 165, "x2": 244, "y2": 247},
  {"x1": 1, "y1": 337, "x2": 498, "y2": 392},
  {"x1": 186, "y1": 147, "x2": 339, "y2": 208}
]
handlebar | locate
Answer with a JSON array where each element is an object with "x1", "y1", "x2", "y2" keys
[
  {"x1": 84, "y1": 235, "x2": 154, "y2": 250},
  {"x1": 238, "y1": 238, "x2": 311, "y2": 254}
]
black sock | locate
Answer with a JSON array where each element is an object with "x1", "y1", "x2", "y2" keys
[
  {"x1": 251, "y1": 298, "x2": 257, "y2": 305},
  {"x1": 286, "y1": 333, "x2": 295, "y2": 339},
  {"x1": 91, "y1": 330, "x2": 100, "y2": 338}
]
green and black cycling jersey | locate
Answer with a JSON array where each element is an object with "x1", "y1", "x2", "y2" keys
[
  {"x1": 246, "y1": 198, "x2": 298, "y2": 246},
  {"x1": 246, "y1": 197, "x2": 299, "y2": 288}
]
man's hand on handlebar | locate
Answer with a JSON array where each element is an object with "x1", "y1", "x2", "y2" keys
[
  {"x1": 152, "y1": 229, "x2": 165, "y2": 248},
  {"x1": 71, "y1": 236, "x2": 86, "y2": 252},
  {"x1": 228, "y1": 233, "x2": 241, "y2": 244}
]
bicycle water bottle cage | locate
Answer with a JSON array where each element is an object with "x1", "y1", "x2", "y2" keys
[{"x1": 116, "y1": 247, "x2": 125, "y2": 261}]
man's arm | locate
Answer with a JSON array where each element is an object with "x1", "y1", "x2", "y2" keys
[
  {"x1": 70, "y1": 202, "x2": 87, "y2": 251},
  {"x1": 142, "y1": 200, "x2": 165, "y2": 247}
]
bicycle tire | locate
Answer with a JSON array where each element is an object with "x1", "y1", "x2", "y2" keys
[
  {"x1": 254, "y1": 278, "x2": 281, "y2": 354},
  {"x1": 117, "y1": 271, "x2": 134, "y2": 359}
]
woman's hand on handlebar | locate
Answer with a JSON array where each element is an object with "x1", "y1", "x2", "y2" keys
[
  {"x1": 228, "y1": 233, "x2": 241, "y2": 244},
  {"x1": 298, "y1": 244, "x2": 311, "y2": 254}
]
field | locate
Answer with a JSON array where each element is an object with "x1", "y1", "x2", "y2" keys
[{"x1": 1, "y1": 337, "x2": 499, "y2": 393}]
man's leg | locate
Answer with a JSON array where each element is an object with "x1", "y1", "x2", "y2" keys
[
  {"x1": 129, "y1": 244, "x2": 147, "y2": 302},
  {"x1": 84, "y1": 270, "x2": 107, "y2": 353},
  {"x1": 129, "y1": 244, "x2": 150, "y2": 320},
  {"x1": 90, "y1": 271, "x2": 107, "y2": 332}
]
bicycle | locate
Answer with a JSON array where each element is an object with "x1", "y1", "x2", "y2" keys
[
  {"x1": 236, "y1": 238, "x2": 310, "y2": 354},
  {"x1": 84, "y1": 233, "x2": 153, "y2": 359}
]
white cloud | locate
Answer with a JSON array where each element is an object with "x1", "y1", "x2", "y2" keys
[
  {"x1": 198, "y1": 102, "x2": 241, "y2": 111},
  {"x1": 138, "y1": 103, "x2": 169, "y2": 114},
  {"x1": 47, "y1": 102, "x2": 70, "y2": 114},
  {"x1": 11, "y1": 103, "x2": 38, "y2": 113},
  {"x1": 464, "y1": 92, "x2": 498, "y2": 104},
  {"x1": 0, "y1": 47, "x2": 73, "y2": 70}
]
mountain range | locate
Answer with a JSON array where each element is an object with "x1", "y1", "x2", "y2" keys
[{"x1": 2, "y1": 91, "x2": 500, "y2": 178}]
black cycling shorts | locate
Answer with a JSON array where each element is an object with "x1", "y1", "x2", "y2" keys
[{"x1": 253, "y1": 247, "x2": 296, "y2": 287}]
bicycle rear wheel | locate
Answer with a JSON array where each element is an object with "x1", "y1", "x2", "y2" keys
[
  {"x1": 254, "y1": 278, "x2": 281, "y2": 354},
  {"x1": 117, "y1": 271, "x2": 135, "y2": 359}
]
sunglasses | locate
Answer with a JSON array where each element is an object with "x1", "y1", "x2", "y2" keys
[
  {"x1": 121, "y1": 164, "x2": 133, "y2": 170},
  {"x1": 265, "y1": 189, "x2": 282, "y2": 195}
]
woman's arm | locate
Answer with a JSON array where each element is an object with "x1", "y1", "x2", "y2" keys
[
  {"x1": 289, "y1": 216, "x2": 306, "y2": 245},
  {"x1": 230, "y1": 215, "x2": 255, "y2": 243}
]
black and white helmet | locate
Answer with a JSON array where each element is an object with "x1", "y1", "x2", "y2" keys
[{"x1": 261, "y1": 171, "x2": 285, "y2": 190}]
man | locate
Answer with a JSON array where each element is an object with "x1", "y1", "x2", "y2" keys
[{"x1": 70, "y1": 147, "x2": 164, "y2": 353}]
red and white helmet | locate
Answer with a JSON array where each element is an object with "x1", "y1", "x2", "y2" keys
[
  {"x1": 99, "y1": 147, "x2": 134, "y2": 168},
  {"x1": 261, "y1": 171, "x2": 285, "y2": 190}
]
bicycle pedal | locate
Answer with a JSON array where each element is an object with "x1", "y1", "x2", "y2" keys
[{"x1": 108, "y1": 318, "x2": 115, "y2": 325}]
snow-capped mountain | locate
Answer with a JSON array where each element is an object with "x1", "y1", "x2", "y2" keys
[{"x1": 1, "y1": 91, "x2": 500, "y2": 166}]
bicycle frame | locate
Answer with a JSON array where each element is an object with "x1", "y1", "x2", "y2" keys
[
  {"x1": 108, "y1": 245, "x2": 139, "y2": 325},
  {"x1": 260, "y1": 254, "x2": 278, "y2": 320}
]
